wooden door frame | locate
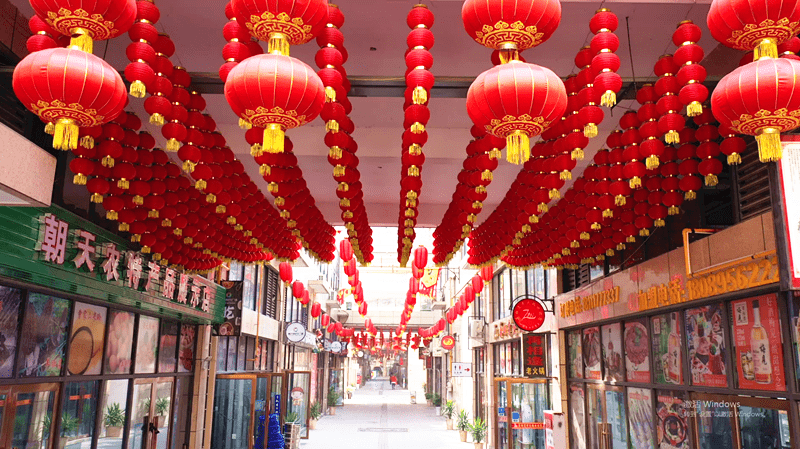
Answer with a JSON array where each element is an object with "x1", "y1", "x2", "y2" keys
[
  {"x1": 0, "y1": 383, "x2": 60, "y2": 449},
  {"x1": 285, "y1": 371, "x2": 311, "y2": 439}
]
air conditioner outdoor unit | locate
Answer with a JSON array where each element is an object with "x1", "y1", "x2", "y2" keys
[{"x1": 469, "y1": 318, "x2": 484, "y2": 339}]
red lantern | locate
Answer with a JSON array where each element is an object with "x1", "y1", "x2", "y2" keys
[
  {"x1": 230, "y1": 0, "x2": 328, "y2": 49},
  {"x1": 30, "y1": 0, "x2": 137, "y2": 53},
  {"x1": 321, "y1": 313, "x2": 330, "y2": 327},
  {"x1": 339, "y1": 238, "x2": 354, "y2": 261},
  {"x1": 461, "y1": 0, "x2": 561, "y2": 52},
  {"x1": 292, "y1": 280, "x2": 305, "y2": 299},
  {"x1": 707, "y1": 0, "x2": 800, "y2": 59},
  {"x1": 413, "y1": 246, "x2": 428, "y2": 270},
  {"x1": 279, "y1": 261, "x2": 293, "y2": 284},
  {"x1": 480, "y1": 265, "x2": 493, "y2": 281},
  {"x1": 300, "y1": 290, "x2": 310, "y2": 305}
]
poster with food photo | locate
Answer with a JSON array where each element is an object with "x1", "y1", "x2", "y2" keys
[
  {"x1": 652, "y1": 313, "x2": 683, "y2": 385},
  {"x1": 105, "y1": 310, "x2": 134, "y2": 374},
  {"x1": 568, "y1": 330, "x2": 583, "y2": 378},
  {"x1": 656, "y1": 393, "x2": 689, "y2": 449},
  {"x1": 685, "y1": 304, "x2": 727, "y2": 387},
  {"x1": 68, "y1": 302, "x2": 107, "y2": 375},
  {"x1": 569, "y1": 384, "x2": 586, "y2": 449},
  {"x1": 730, "y1": 294, "x2": 786, "y2": 391},
  {"x1": 158, "y1": 321, "x2": 178, "y2": 373},
  {"x1": 135, "y1": 316, "x2": 159, "y2": 373},
  {"x1": 601, "y1": 323, "x2": 623, "y2": 382},
  {"x1": 19, "y1": 293, "x2": 70, "y2": 377},
  {"x1": 627, "y1": 388, "x2": 654, "y2": 449},
  {"x1": 178, "y1": 325, "x2": 196, "y2": 373},
  {"x1": 0, "y1": 286, "x2": 21, "y2": 378},
  {"x1": 583, "y1": 327, "x2": 602, "y2": 380},
  {"x1": 624, "y1": 320, "x2": 650, "y2": 383}
]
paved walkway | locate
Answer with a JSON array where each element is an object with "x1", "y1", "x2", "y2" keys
[{"x1": 301, "y1": 379, "x2": 470, "y2": 449}]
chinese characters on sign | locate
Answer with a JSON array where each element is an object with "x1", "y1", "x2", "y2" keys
[
  {"x1": 559, "y1": 286, "x2": 620, "y2": 318},
  {"x1": 522, "y1": 333, "x2": 548, "y2": 378},
  {"x1": 35, "y1": 213, "x2": 212, "y2": 313}
]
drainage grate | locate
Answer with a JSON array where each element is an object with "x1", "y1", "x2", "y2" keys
[{"x1": 358, "y1": 428, "x2": 409, "y2": 432}]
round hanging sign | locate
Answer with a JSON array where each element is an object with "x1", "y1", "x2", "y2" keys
[
  {"x1": 285, "y1": 322, "x2": 306, "y2": 343},
  {"x1": 331, "y1": 341, "x2": 342, "y2": 352},
  {"x1": 441, "y1": 335, "x2": 456, "y2": 350},
  {"x1": 512, "y1": 298, "x2": 546, "y2": 331}
]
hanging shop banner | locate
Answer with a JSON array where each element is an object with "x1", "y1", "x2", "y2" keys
[
  {"x1": 656, "y1": 393, "x2": 689, "y2": 449},
  {"x1": 730, "y1": 294, "x2": 786, "y2": 391},
  {"x1": 779, "y1": 137, "x2": 800, "y2": 289},
  {"x1": 220, "y1": 281, "x2": 243, "y2": 336},
  {"x1": 0, "y1": 206, "x2": 224, "y2": 324},
  {"x1": 685, "y1": 304, "x2": 727, "y2": 387},
  {"x1": 522, "y1": 333, "x2": 548, "y2": 378},
  {"x1": 623, "y1": 319, "x2": 649, "y2": 383},
  {"x1": 582, "y1": 327, "x2": 602, "y2": 380},
  {"x1": 601, "y1": 323, "x2": 623, "y2": 382},
  {"x1": 652, "y1": 312, "x2": 683, "y2": 385},
  {"x1": 417, "y1": 268, "x2": 441, "y2": 303},
  {"x1": 567, "y1": 330, "x2": 582, "y2": 379}
]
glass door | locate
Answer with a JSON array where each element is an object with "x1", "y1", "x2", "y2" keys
[
  {"x1": 494, "y1": 379, "x2": 508, "y2": 449},
  {"x1": 129, "y1": 377, "x2": 174, "y2": 449},
  {"x1": 0, "y1": 383, "x2": 59, "y2": 449},
  {"x1": 252, "y1": 373, "x2": 286, "y2": 444},
  {"x1": 329, "y1": 369, "x2": 344, "y2": 406},
  {"x1": 212, "y1": 375, "x2": 254, "y2": 449},
  {"x1": 286, "y1": 371, "x2": 311, "y2": 439},
  {"x1": 586, "y1": 384, "x2": 627, "y2": 449},
  {"x1": 509, "y1": 379, "x2": 548, "y2": 449}
]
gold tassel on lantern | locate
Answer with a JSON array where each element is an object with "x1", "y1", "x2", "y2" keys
[
  {"x1": 69, "y1": 29, "x2": 93, "y2": 53},
  {"x1": 118, "y1": 223, "x2": 129, "y2": 232},
  {"x1": 117, "y1": 179, "x2": 130, "y2": 190},
  {"x1": 238, "y1": 118, "x2": 252, "y2": 129},
  {"x1": 406, "y1": 198, "x2": 417, "y2": 207},
  {"x1": 326, "y1": 120, "x2": 339, "y2": 133},
  {"x1": 664, "y1": 130, "x2": 679, "y2": 144},
  {"x1": 263, "y1": 124, "x2": 285, "y2": 153},
  {"x1": 529, "y1": 215, "x2": 539, "y2": 224},
  {"x1": 129, "y1": 80, "x2": 147, "y2": 98},
  {"x1": 102, "y1": 156, "x2": 115, "y2": 168},
  {"x1": 133, "y1": 195, "x2": 143, "y2": 205},
  {"x1": 640, "y1": 228, "x2": 650, "y2": 236},
  {"x1": 481, "y1": 170, "x2": 492, "y2": 181},
  {"x1": 329, "y1": 146, "x2": 343, "y2": 159},
  {"x1": 755, "y1": 128, "x2": 782, "y2": 162},
  {"x1": 182, "y1": 160, "x2": 196, "y2": 172},
  {"x1": 606, "y1": 249, "x2": 615, "y2": 257},
  {"x1": 646, "y1": 155, "x2": 660, "y2": 170},
  {"x1": 538, "y1": 203, "x2": 549, "y2": 213},
  {"x1": 591, "y1": 222, "x2": 601, "y2": 230},
  {"x1": 655, "y1": 218, "x2": 665, "y2": 227},
  {"x1": 580, "y1": 232, "x2": 590, "y2": 240},
  {"x1": 685, "y1": 191, "x2": 697, "y2": 200},
  {"x1": 79, "y1": 136, "x2": 94, "y2": 148},
  {"x1": 150, "y1": 113, "x2": 165, "y2": 126},
  {"x1": 409, "y1": 144, "x2": 422, "y2": 155},
  {"x1": 668, "y1": 206, "x2": 680, "y2": 215},
  {"x1": 411, "y1": 122, "x2": 425, "y2": 133},
  {"x1": 506, "y1": 130, "x2": 530, "y2": 165},
  {"x1": 560, "y1": 170, "x2": 572, "y2": 181},
  {"x1": 583, "y1": 123, "x2": 597, "y2": 139},
  {"x1": 600, "y1": 90, "x2": 617, "y2": 107},
  {"x1": 615, "y1": 195, "x2": 626, "y2": 206},
  {"x1": 195, "y1": 179, "x2": 207, "y2": 190},
  {"x1": 162, "y1": 218, "x2": 172, "y2": 227},
  {"x1": 250, "y1": 143, "x2": 263, "y2": 156},
  {"x1": 686, "y1": 101, "x2": 703, "y2": 117},
  {"x1": 90, "y1": 193, "x2": 103, "y2": 204},
  {"x1": 570, "y1": 240, "x2": 580, "y2": 248},
  {"x1": 626, "y1": 235, "x2": 636, "y2": 243},
  {"x1": 629, "y1": 176, "x2": 642, "y2": 189},
  {"x1": 408, "y1": 166, "x2": 420, "y2": 177},
  {"x1": 206, "y1": 193, "x2": 216, "y2": 203},
  {"x1": 52, "y1": 119, "x2": 79, "y2": 151},
  {"x1": 549, "y1": 189, "x2": 560, "y2": 199},
  {"x1": 73, "y1": 174, "x2": 87, "y2": 185},
  {"x1": 166, "y1": 138, "x2": 180, "y2": 152},
  {"x1": 267, "y1": 33, "x2": 290, "y2": 56},
  {"x1": 44, "y1": 122, "x2": 55, "y2": 134},
  {"x1": 227, "y1": 216, "x2": 236, "y2": 225},
  {"x1": 106, "y1": 210, "x2": 118, "y2": 221},
  {"x1": 325, "y1": 86, "x2": 336, "y2": 102},
  {"x1": 596, "y1": 254, "x2": 605, "y2": 261},
  {"x1": 412, "y1": 86, "x2": 427, "y2": 104},
  {"x1": 337, "y1": 182, "x2": 348, "y2": 192},
  {"x1": 489, "y1": 148, "x2": 502, "y2": 160},
  {"x1": 754, "y1": 38, "x2": 778, "y2": 61},
  {"x1": 727, "y1": 153, "x2": 742, "y2": 165},
  {"x1": 602, "y1": 209, "x2": 613, "y2": 218},
  {"x1": 275, "y1": 197, "x2": 285, "y2": 207},
  {"x1": 340, "y1": 198, "x2": 351, "y2": 208},
  {"x1": 572, "y1": 147, "x2": 584, "y2": 160},
  {"x1": 704, "y1": 173, "x2": 718, "y2": 186},
  {"x1": 259, "y1": 164, "x2": 270, "y2": 176},
  {"x1": 334, "y1": 165, "x2": 346, "y2": 177}
]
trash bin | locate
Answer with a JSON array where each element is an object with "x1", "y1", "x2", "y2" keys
[{"x1": 410, "y1": 391, "x2": 416, "y2": 404}]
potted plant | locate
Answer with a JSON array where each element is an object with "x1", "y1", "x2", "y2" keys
[
  {"x1": 308, "y1": 403, "x2": 322, "y2": 430},
  {"x1": 432, "y1": 393, "x2": 442, "y2": 414},
  {"x1": 285, "y1": 411, "x2": 299, "y2": 424},
  {"x1": 442, "y1": 400, "x2": 455, "y2": 430},
  {"x1": 469, "y1": 418, "x2": 488, "y2": 449},
  {"x1": 457, "y1": 410, "x2": 470, "y2": 442},
  {"x1": 58, "y1": 413, "x2": 79, "y2": 449},
  {"x1": 424, "y1": 392, "x2": 432, "y2": 406},
  {"x1": 345, "y1": 385, "x2": 355, "y2": 400},
  {"x1": 103, "y1": 403, "x2": 125, "y2": 438},
  {"x1": 327, "y1": 385, "x2": 340, "y2": 415}
]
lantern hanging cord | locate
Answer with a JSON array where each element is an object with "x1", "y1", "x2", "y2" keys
[{"x1": 625, "y1": 16, "x2": 637, "y2": 95}]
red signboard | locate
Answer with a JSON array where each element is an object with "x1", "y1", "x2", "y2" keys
[
  {"x1": 523, "y1": 333, "x2": 548, "y2": 378},
  {"x1": 441, "y1": 335, "x2": 455, "y2": 350},
  {"x1": 512, "y1": 298, "x2": 546, "y2": 331},
  {"x1": 511, "y1": 422, "x2": 545, "y2": 429}
]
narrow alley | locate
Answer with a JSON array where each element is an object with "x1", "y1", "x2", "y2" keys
[{"x1": 302, "y1": 379, "x2": 470, "y2": 449}]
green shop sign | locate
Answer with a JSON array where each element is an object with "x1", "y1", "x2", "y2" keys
[{"x1": 0, "y1": 205, "x2": 224, "y2": 324}]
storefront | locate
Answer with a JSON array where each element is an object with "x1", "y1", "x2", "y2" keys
[
  {"x1": 0, "y1": 206, "x2": 224, "y2": 449},
  {"x1": 559, "y1": 213, "x2": 798, "y2": 449}
]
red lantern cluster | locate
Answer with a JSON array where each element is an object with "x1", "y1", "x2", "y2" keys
[
  {"x1": 590, "y1": 9, "x2": 623, "y2": 108},
  {"x1": 673, "y1": 20, "x2": 708, "y2": 117},
  {"x1": 123, "y1": 1, "x2": 161, "y2": 98}
]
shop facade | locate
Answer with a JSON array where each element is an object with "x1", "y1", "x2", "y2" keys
[
  {"x1": 558, "y1": 212, "x2": 799, "y2": 449},
  {"x1": 0, "y1": 205, "x2": 224, "y2": 449}
]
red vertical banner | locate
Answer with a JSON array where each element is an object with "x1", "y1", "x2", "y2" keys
[{"x1": 730, "y1": 294, "x2": 786, "y2": 391}]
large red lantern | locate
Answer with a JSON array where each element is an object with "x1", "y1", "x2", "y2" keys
[
  {"x1": 711, "y1": 57, "x2": 800, "y2": 162},
  {"x1": 30, "y1": 0, "x2": 137, "y2": 53},
  {"x1": 231, "y1": 0, "x2": 328, "y2": 53},
  {"x1": 13, "y1": 48, "x2": 127, "y2": 151},
  {"x1": 467, "y1": 62, "x2": 567, "y2": 164},
  {"x1": 292, "y1": 280, "x2": 305, "y2": 299},
  {"x1": 461, "y1": 0, "x2": 561, "y2": 53},
  {"x1": 707, "y1": 0, "x2": 800, "y2": 59},
  {"x1": 225, "y1": 54, "x2": 325, "y2": 153}
]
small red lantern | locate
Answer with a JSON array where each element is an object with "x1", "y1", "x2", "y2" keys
[{"x1": 279, "y1": 261, "x2": 293, "y2": 284}]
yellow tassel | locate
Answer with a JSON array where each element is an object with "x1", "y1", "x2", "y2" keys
[
  {"x1": 325, "y1": 86, "x2": 336, "y2": 102},
  {"x1": 243, "y1": 230, "x2": 251, "y2": 236},
  {"x1": 583, "y1": 123, "x2": 597, "y2": 138},
  {"x1": 239, "y1": 118, "x2": 252, "y2": 129},
  {"x1": 70, "y1": 31, "x2": 94, "y2": 53},
  {"x1": 571, "y1": 148, "x2": 584, "y2": 160},
  {"x1": 602, "y1": 209, "x2": 613, "y2": 218},
  {"x1": 90, "y1": 193, "x2": 103, "y2": 204},
  {"x1": 263, "y1": 124, "x2": 285, "y2": 153},
  {"x1": 406, "y1": 198, "x2": 417, "y2": 207},
  {"x1": 410, "y1": 122, "x2": 425, "y2": 134},
  {"x1": 570, "y1": 240, "x2": 580, "y2": 248},
  {"x1": 404, "y1": 209, "x2": 415, "y2": 218},
  {"x1": 404, "y1": 219, "x2": 414, "y2": 227},
  {"x1": 259, "y1": 164, "x2": 270, "y2": 176},
  {"x1": 467, "y1": 213, "x2": 477, "y2": 223},
  {"x1": 615, "y1": 195, "x2": 626, "y2": 206},
  {"x1": 600, "y1": 90, "x2": 617, "y2": 107},
  {"x1": 616, "y1": 243, "x2": 626, "y2": 251},
  {"x1": 44, "y1": 122, "x2": 55, "y2": 134},
  {"x1": 161, "y1": 218, "x2": 172, "y2": 227},
  {"x1": 250, "y1": 143, "x2": 263, "y2": 156},
  {"x1": 166, "y1": 138, "x2": 180, "y2": 152},
  {"x1": 626, "y1": 235, "x2": 636, "y2": 243},
  {"x1": 150, "y1": 113, "x2": 165, "y2": 126},
  {"x1": 337, "y1": 182, "x2": 348, "y2": 192},
  {"x1": 406, "y1": 191, "x2": 418, "y2": 200},
  {"x1": 462, "y1": 224, "x2": 472, "y2": 234},
  {"x1": 552, "y1": 253, "x2": 561, "y2": 259},
  {"x1": 52, "y1": 119, "x2": 79, "y2": 151},
  {"x1": 117, "y1": 179, "x2": 130, "y2": 190},
  {"x1": 407, "y1": 166, "x2": 420, "y2": 177},
  {"x1": 412, "y1": 86, "x2": 427, "y2": 104},
  {"x1": 685, "y1": 190, "x2": 697, "y2": 201},
  {"x1": 106, "y1": 210, "x2": 118, "y2": 221},
  {"x1": 481, "y1": 170, "x2": 492, "y2": 181},
  {"x1": 489, "y1": 148, "x2": 502, "y2": 160},
  {"x1": 129, "y1": 80, "x2": 147, "y2": 98},
  {"x1": 560, "y1": 170, "x2": 572, "y2": 181},
  {"x1": 473, "y1": 201, "x2": 483, "y2": 209},
  {"x1": 596, "y1": 254, "x2": 605, "y2": 261},
  {"x1": 550, "y1": 189, "x2": 560, "y2": 199},
  {"x1": 73, "y1": 174, "x2": 87, "y2": 185},
  {"x1": 131, "y1": 234, "x2": 141, "y2": 243},
  {"x1": 606, "y1": 249, "x2": 615, "y2": 257},
  {"x1": 326, "y1": 120, "x2": 339, "y2": 133},
  {"x1": 668, "y1": 205, "x2": 680, "y2": 215},
  {"x1": 267, "y1": 33, "x2": 290, "y2": 56},
  {"x1": 506, "y1": 131, "x2": 530, "y2": 165},
  {"x1": 404, "y1": 227, "x2": 414, "y2": 236},
  {"x1": 275, "y1": 197, "x2": 285, "y2": 207},
  {"x1": 629, "y1": 176, "x2": 642, "y2": 189},
  {"x1": 755, "y1": 128, "x2": 782, "y2": 162},
  {"x1": 148, "y1": 209, "x2": 159, "y2": 218},
  {"x1": 334, "y1": 165, "x2": 346, "y2": 177},
  {"x1": 329, "y1": 146, "x2": 343, "y2": 159},
  {"x1": 727, "y1": 153, "x2": 742, "y2": 165},
  {"x1": 655, "y1": 219, "x2": 665, "y2": 227},
  {"x1": 665, "y1": 130, "x2": 680, "y2": 144},
  {"x1": 529, "y1": 215, "x2": 539, "y2": 224},
  {"x1": 580, "y1": 232, "x2": 590, "y2": 240},
  {"x1": 754, "y1": 38, "x2": 778, "y2": 60},
  {"x1": 704, "y1": 173, "x2": 718, "y2": 186},
  {"x1": 513, "y1": 238, "x2": 522, "y2": 246},
  {"x1": 118, "y1": 223, "x2": 129, "y2": 232},
  {"x1": 182, "y1": 160, "x2": 196, "y2": 172},
  {"x1": 686, "y1": 101, "x2": 703, "y2": 117},
  {"x1": 538, "y1": 203, "x2": 549, "y2": 213},
  {"x1": 340, "y1": 198, "x2": 351, "y2": 208},
  {"x1": 409, "y1": 144, "x2": 422, "y2": 155},
  {"x1": 227, "y1": 216, "x2": 236, "y2": 225},
  {"x1": 591, "y1": 222, "x2": 601, "y2": 230},
  {"x1": 206, "y1": 193, "x2": 217, "y2": 203},
  {"x1": 152, "y1": 253, "x2": 161, "y2": 261},
  {"x1": 79, "y1": 136, "x2": 94, "y2": 149},
  {"x1": 133, "y1": 195, "x2": 143, "y2": 205},
  {"x1": 280, "y1": 210, "x2": 290, "y2": 219},
  {"x1": 195, "y1": 179, "x2": 207, "y2": 190},
  {"x1": 476, "y1": 186, "x2": 486, "y2": 194},
  {"x1": 646, "y1": 155, "x2": 660, "y2": 170}
]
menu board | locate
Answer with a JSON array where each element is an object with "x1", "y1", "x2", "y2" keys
[
  {"x1": 624, "y1": 320, "x2": 650, "y2": 383},
  {"x1": 583, "y1": 327, "x2": 602, "y2": 380},
  {"x1": 68, "y1": 302, "x2": 107, "y2": 375},
  {"x1": 656, "y1": 393, "x2": 689, "y2": 449},
  {"x1": 730, "y1": 294, "x2": 786, "y2": 391},
  {"x1": 652, "y1": 313, "x2": 683, "y2": 384},
  {"x1": 627, "y1": 388, "x2": 654, "y2": 449},
  {"x1": 601, "y1": 323, "x2": 623, "y2": 382},
  {"x1": 567, "y1": 330, "x2": 583, "y2": 379},
  {"x1": 568, "y1": 384, "x2": 586, "y2": 449},
  {"x1": 685, "y1": 304, "x2": 727, "y2": 387}
]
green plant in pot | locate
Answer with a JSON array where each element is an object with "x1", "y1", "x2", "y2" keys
[
  {"x1": 424, "y1": 392, "x2": 432, "y2": 405},
  {"x1": 103, "y1": 403, "x2": 125, "y2": 438},
  {"x1": 285, "y1": 411, "x2": 299, "y2": 425},
  {"x1": 432, "y1": 393, "x2": 442, "y2": 407},
  {"x1": 469, "y1": 417, "x2": 488, "y2": 449},
  {"x1": 309, "y1": 403, "x2": 322, "y2": 430},
  {"x1": 442, "y1": 400, "x2": 455, "y2": 430},
  {"x1": 327, "y1": 385, "x2": 340, "y2": 415},
  {"x1": 457, "y1": 410, "x2": 470, "y2": 442},
  {"x1": 155, "y1": 398, "x2": 170, "y2": 417},
  {"x1": 56, "y1": 413, "x2": 79, "y2": 449}
]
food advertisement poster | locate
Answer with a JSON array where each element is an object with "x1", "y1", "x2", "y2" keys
[
  {"x1": 68, "y1": 302, "x2": 107, "y2": 375},
  {"x1": 135, "y1": 316, "x2": 159, "y2": 373},
  {"x1": 568, "y1": 330, "x2": 582, "y2": 379},
  {"x1": 582, "y1": 327, "x2": 602, "y2": 380},
  {"x1": 158, "y1": 320, "x2": 178, "y2": 373},
  {"x1": 602, "y1": 323, "x2": 623, "y2": 382},
  {"x1": 105, "y1": 310, "x2": 134, "y2": 374},
  {"x1": 627, "y1": 388, "x2": 654, "y2": 449},
  {"x1": 685, "y1": 304, "x2": 727, "y2": 387},
  {"x1": 569, "y1": 384, "x2": 586, "y2": 449},
  {"x1": 178, "y1": 324, "x2": 196, "y2": 373},
  {"x1": 652, "y1": 313, "x2": 683, "y2": 385},
  {"x1": 731, "y1": 294, "x2": 786, "y2": 391},
  {"x1": 656, "y1": 393, "x2": 689, "y2": 449},
  {"x1": 624, "y1": 320, "x2": 650, "y2": 383},
  {"x1": 0, "y1": 286, "x2": 21, "y2": 378},
  {"x1": 19, "y1": 293, "x2": 69, "y2": 377}
]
